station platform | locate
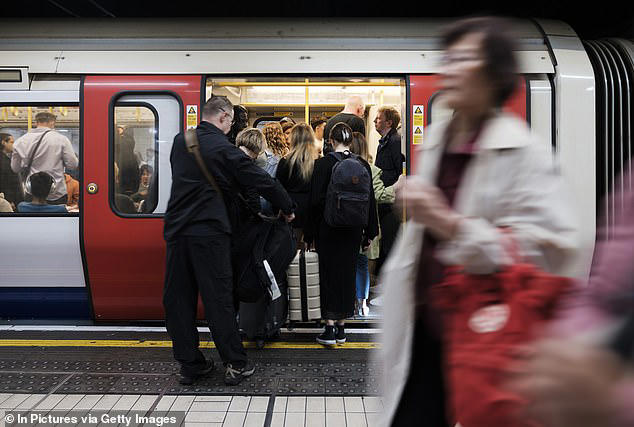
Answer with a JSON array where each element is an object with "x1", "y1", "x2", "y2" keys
[{"x1": 0, "y1": 326, "x2": 383, "y2": 426}]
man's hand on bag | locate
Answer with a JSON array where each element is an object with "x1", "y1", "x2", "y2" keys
[
  {"x1": 396, "y1": 176, "x2": 461, "y2": 240},
  {"x1": 506, "y1": 338, "x2": 629, "y2": 427}
]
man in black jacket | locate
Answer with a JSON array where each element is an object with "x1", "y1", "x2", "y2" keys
[
  {"x1": 374, "y1": 106, "x2": 404, "y2": 187},
  {"x1": 373, "y1": 106, "x2": 404, "y2": 278},
  {"x1": 163, "y1": 96, "x2": 294, "y2": 386}
]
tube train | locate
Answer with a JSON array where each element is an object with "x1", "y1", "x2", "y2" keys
[{"x1": 0, "y1": 18, "x2": 631, "y2": 322}]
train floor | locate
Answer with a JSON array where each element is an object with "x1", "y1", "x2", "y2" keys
[{"x1": 0, "y1": 326, "x2": 382, "y2": 427}]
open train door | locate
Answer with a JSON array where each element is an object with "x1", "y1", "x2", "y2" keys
[
  {"x1": 82, "y1": 75, "x2": 202, "y2": 320},
  {"x1": 406, "y1": 75, "x2": 527, "y2": 174}
]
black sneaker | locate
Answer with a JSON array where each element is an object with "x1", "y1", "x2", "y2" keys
[
  {"x1": 224, "y1": 360, "x2": 256, "y2": 386},
  {"x1": 255, "y1": 336, "x2": 265, "y2": 350},
  {"x1": 335, "y1": 325, "x2": 346, "y2": 345},
  {"x1": 316, "y1": 325, "x2": 336, "y2": 346},
  {"x1": 178, "y1": 359, "x2": 214, "y2": 385}
]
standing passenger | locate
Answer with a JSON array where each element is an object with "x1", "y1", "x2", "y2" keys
[
  {"x1": 0, "y1": 133, "x2": 22, "y2": 209},
  {"x1": 311, "y1": 117, "x2": 327, "y2": 158},
  {"x1": 11, "y1": 112, "x2": 78, "y2": 205},
  {"x1": 276, "y1": 123, "x2": 316, "y2": 242},
  {"x1": 373, "y1": 106, "x2": 405, "y2": 285},
  {"x1": 163, "y1": 96, "x2": 294, "y2": 386},
  {"x1": 259, "y1": 122, "x2": 289, "y2": 177},
  {"x1": 305, "y1": 123, "x2": 378, "y2": 345},
  {"x1": 350, "y1": 132, "x2": 396, "y2": 316},
  {"x1": 322, "y1": 96, "x2": 366, "y2": 156},
  {"x1": 227, "y1": 105, "x2": 249, "y2": 145}
]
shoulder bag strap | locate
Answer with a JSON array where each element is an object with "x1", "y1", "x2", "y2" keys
[
  {"x1": 184, "y1": 128, "x2": 225, "y2": 199},
  {"x1": 25, "y1": 130, "x2": 51, "y2": 174}
]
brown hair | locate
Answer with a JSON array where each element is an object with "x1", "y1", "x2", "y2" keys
[
  {"x1": 377, "y1": 106, "x2": 401, "y2": 129},
  {"x1": 442, "y1": 17, "x2": 518, "y2": 107},
  {"x1": 262, "y1": 122, "x2": 289, "y2": 157},
  {"x1": 35, "y1": 112, "x2": 56, "y2": 124},
  {"x1": 350, "y1": 132, "x2": 369, "y2": 161},
  {"x1": 286, "y1": 123, "x2": 315, "y2": 182},
  {"x1": 236, "y1": 128, "x2": 265, "y2": 156}
]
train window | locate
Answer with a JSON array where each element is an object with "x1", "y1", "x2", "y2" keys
[
  {"x1": 206, "y1": 76, "x2": 405, "y2": 163},
  {"x1": 0, "y1": 105, "x2": 80, "y2": 214},
  {"x1": 112, "y1": 104, "x2": 158, "y2": 216}
]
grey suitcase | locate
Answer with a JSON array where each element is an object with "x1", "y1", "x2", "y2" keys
[{"x1": 287, "y1": 249, "x2": 321, "y2": 321}]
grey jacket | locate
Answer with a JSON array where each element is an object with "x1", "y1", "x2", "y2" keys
[
  {"x1": 11, "y1": 127, "x2": 78, "y2": 201},
  {"x1": 378, "y1": 113, "x2": 580, "y2": 425}
]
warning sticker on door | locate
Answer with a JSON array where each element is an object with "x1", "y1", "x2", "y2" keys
[
  {"x1": 186, "y1": 105, "x2": 198, "y2": 129},
  {"x1": 413, "y1": 105, "x2": 424, "y2": 126},
  {"x1": 413, "y1": 126, "x2": 423, "y2": 145},
  {"x1": 413, "y1": 105, "x2": 424, "y2": 145}
]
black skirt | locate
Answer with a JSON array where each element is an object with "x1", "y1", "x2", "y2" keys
[{"x1": 316, "y1": 218, "x2": 362, "y2": 320}]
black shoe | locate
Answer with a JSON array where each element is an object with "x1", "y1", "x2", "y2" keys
[
  {"x1": 335, "y1": 325, "x2": 346, "y2": 345},
  {"x1": 316, "y1": 325, "x2": 336, "y2": 346},
  {"x1": 255, "y1": 337, "x2": 265, "y2": 350},
  {"x1": 178, "y1": 359, "x2": 214, "y2": 385},
  {"x1": 224, "y1": 360, "x2": 256, "y2": 386}
]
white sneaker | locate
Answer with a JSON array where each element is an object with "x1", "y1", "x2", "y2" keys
[{"x1": 369, "y1": 295, "x2": 383, "y2": 307}]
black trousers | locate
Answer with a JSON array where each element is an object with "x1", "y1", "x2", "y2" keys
[
  {"x1": 376, "y1": 203, "x2": 400, "y2": 276},
  {"x1": 390, "y1": 315, "x2": 449, "y2": 427},
  {"x1": 163, "y1": 233, "x2": 247, "y2": 376}
]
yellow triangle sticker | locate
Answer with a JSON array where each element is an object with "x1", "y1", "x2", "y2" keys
[
  {"x1": 414, "y1": 127, "x2": 422, "y2": 134},
  {"x1": 188, "y1": 107, "x2": 196, "y2": 114},
  {"x1": 414, "y1": 107, "x2": 422, "y2": 114}
]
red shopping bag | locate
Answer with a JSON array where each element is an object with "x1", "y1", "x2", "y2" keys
[{"x1": 431, "y1": 235, "x2": 572, "y2": 427}]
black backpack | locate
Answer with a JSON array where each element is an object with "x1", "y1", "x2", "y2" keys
[{"x1": 324, "y1": 151, "x2": 371, "y2": 228}]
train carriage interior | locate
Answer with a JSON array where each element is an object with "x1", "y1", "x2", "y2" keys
[{"x1": 206, "y1": 76, "x2": 407, "y2": 165}]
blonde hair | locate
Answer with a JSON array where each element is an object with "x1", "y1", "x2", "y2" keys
[
  {"x1": 286, "y1": 123, "x2": 315, "y2": 182},
  {"x1": 236, "y1": 128, "x2": 265, "y2": 156},
  {"x1": 350, "y1": 132, "x2": 369, "y2": 161},
  {"x1": 262, "y1": 122, "x2": 289, "y2": 157}
]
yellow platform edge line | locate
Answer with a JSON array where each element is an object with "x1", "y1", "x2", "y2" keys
[{"x1": 0, "y1": 339, "x2": 379, "y2": 349}]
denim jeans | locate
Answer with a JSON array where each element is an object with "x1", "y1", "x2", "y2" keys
[{"x1": 356, "y1": 253, "x2": 369, "y2": 299}]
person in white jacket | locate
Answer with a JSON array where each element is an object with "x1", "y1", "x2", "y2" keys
[{"x1": 379, "y1": 17, "x2": 578, "y2": 426}]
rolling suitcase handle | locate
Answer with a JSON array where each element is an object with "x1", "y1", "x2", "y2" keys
[{"x1": 299, "y1": 248, "x2": 309, "y2": 322}]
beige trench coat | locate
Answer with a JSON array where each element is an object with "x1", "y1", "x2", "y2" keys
[{"x1": 378, "y1": 113, "x2": 579, "y2": 425}]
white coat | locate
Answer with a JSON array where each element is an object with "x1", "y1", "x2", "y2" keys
[{"x1": 378, "y1": 113, "x2": 579, "y2": 426}]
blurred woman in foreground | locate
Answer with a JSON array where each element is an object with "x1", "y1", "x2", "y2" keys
[{"x1": 379, "y1": 17, "x2": 578, "y2": 426}]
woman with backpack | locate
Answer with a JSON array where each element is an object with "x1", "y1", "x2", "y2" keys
[
  {"x1": 304, "y1": 122, "x2": 379, "y2": 345},
  {"x1": 350, "y1": 132, "x2": 396, "y2": 316},
  {"x1": 276, "y1": 123, "x2": 316, "y2": 244}
]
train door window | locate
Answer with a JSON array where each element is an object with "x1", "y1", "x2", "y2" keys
[
  {"x1": 206, "y1": 77, "x2": 405, "y2": 162},
  {"x1": 0, "y1": 105, "x2": 80, "y2": 214},
  {"x1": 112, "y1": 104, "x2": 158, "y2": 215}
]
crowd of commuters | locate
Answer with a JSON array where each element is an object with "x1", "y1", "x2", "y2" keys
[{"x1": 162, "y1": 88, "x2": 405, "y2": 385}]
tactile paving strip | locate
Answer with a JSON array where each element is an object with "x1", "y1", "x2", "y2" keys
[
  {"x1": 0, "y1": 373, "x2": 68, "y2": 393},
  {"x1": 0, "y1": 359, "x2": 379, "y2": 395}
]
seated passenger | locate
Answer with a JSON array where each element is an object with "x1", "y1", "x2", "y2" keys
[
  {"x1": 131, "y1": 164, "x2": 154, "y2": 204},
  {"x1": 64, "y1": 173, "x2": 79, "y2": 207},
  {"x1": 17, "y1": 172, "x2": 67, "y2": 213},
  {"x1": 0, "y1": 192, "x2": 13, "y2": 212}
]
